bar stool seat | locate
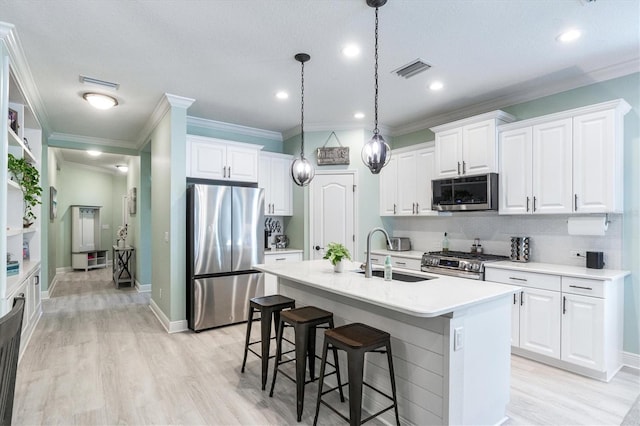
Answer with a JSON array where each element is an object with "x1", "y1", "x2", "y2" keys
[
  {"x1": 241, "y1": 294, "x2": 295, "y2": 390},
  {"x1": 270, "y1": 306, "x2": 344, "y2": 422},
  {"x1": 313, "y1": 323, "x2": 400, "y2": 426}
]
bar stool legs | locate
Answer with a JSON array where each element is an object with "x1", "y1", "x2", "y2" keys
[
  {"x1": 270, "y1": 306, "x2": 344, "y2": 422},
  {"x1": 313, "y1": 323, "x2": 400, "y2": 426},
  {"x1": 241, "y1": 295, "x2": 295, "y2": 390}
]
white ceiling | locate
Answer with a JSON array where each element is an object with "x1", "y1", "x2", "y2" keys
[
  {"x1": 54, "y1": 147, "x2": 133, "y2": 175},
  {"x1": 2, "y1": 0, "x2": 639, "y2": 152}
]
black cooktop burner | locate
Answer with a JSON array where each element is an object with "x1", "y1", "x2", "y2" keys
[{"x1": 427, "y1": 251, "x2": 509, "y2": 261}]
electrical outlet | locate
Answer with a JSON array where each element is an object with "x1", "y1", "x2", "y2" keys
[
  {"x1": 454, "y1": 327, "x2": 464, "y2": 351},
  {"x1": 569, "y1": 249, "x2": 586, "y2": 259},
  {"x1": 159, "y1": 288, "x2": 163, "y2": 299},
  {"x1": 164, "y1": 231, "x2": 169, "y2": 243}
]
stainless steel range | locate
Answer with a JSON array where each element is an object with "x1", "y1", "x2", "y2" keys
[{"x1": 421, "y1": 251, "x2": 509, "y2": 280}]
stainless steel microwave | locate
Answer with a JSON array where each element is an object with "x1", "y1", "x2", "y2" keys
[{"x1": 432, "y1": 173, "x2": 499, "y2": 211}]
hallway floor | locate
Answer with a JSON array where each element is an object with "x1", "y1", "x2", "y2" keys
[{"x1": 12, "y1": 269, "x2": 640, "y2": 425}]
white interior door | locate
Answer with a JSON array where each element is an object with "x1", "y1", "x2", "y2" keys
[{"x1": 310, "y1": 172, "x2": 356, "y2": 261}]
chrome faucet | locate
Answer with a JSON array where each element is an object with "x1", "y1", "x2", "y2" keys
[{"x1": 365, "y1": 227, "x2": 393, "y2": 278}]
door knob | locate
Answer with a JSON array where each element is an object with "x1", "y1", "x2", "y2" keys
[{"x1": 315, "y1": 245, "x2": 324, "y2": 251}]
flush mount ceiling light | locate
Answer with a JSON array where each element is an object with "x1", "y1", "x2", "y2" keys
[
  {"x1": 290, "y1": 53, "x2": 315, "y2": 187},
  {"x1": 86, "y1": 150, "x2": 102, "y2": 157},
  {"x1": 362, "y1": 0, "x2": 391, "y2": 175},
  {"x1": 83, "y1": 92, "x2": 118, "y2": 110},
  {"x1": 429, "y1": 81, "x2": 444, "y2": 91},
  {"x1": 557, "y1": 29, "x2": 581, "y2": 43},
  {"x1": 275, "y1": 91, "x2": 289, "y2": 100},
  {"x1": 342, "y1": 44, "x2": 361, "y2": 58},
  {"x1": 354, "y1": 112, "x2": 365, "y2": 119},
  {"x1": 115, "y1": 165, "x2": 128, "y2": 173}
]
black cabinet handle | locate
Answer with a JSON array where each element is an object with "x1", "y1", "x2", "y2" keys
[
  {"x1": 574, "y1": 194, "x2": 578, "y2": 211},
  {"x1": 509, "y1": 276, "x2": 528, "y2": 282},
  {"x1": 533, "y1": 196, "x2": 537, "y2": 212},
  {"x1": 569, "y1": 285, "x2": 593, "y2": 291},
  {"x1": 457, "y1": 162, "x2": 461, "y2": 175},
  {"x1": 526, "y1": 197, "x2": 530, "y2": 212},
  {"x1": 513, "y1": 293, "x2": 517, "y2": 304},
  {"x1": 462, "y1": 161, "x2": 466, "y2": 174},
  {"x1": 563, "y1": 296, "x2": 567, "y2": 314},
  {"x1": 520, "y1": 292, "x2": 524, "y2": 306}
]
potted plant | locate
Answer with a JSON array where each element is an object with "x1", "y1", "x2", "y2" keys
[
  {"x1": 116, "y1": 224, "x2": 128, "y2": 248},
  {"x1": 323, "y1": 242, "x2": 352, "y2": 273},
  {"x1": 7, "y1": 153, "x2": 42, "y2": 227}
]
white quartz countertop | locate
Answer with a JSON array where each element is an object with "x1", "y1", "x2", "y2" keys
[
  {"x1": 369, "y1": 249, "x2": 424, "y2": 260},
  {"x1": 485, "y1": 261, "x2": 630, "y2": 281},
  {"x1": 254, "y1": 259, "x2": 519, "y2": 318},
  {"x1": 264, "y1": 248, "x2": 303, "y2": 255}
]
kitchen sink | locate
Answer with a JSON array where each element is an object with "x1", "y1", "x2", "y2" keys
[{"x1": 356, "y1": 270, "x2": 433, "y2": 282}]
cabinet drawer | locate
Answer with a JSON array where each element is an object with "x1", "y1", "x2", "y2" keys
[
  {"x1": 485, "y1": 268, "x2": 561, "y2": 292},
  {"x1": 369, "y1": 254, "x2": 385, "y2": 265},
  {"x1": 391, "y1": 257, "x2": 421, "y2": 271},
  {"x1": 265, "y1": 252, "x2": 302, "y2": 263},
  {"x1": 562, "y1": 277, "x2": 605, "y2": 298}
]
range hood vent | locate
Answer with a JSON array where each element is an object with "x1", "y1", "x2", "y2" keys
[{"x1": 392, "y1": 59, "x2": 431, "y2": 79}]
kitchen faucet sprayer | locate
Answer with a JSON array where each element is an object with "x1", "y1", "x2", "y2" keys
[{"x1": 365, "y1": 227, "x2": 393, "y2": 278}]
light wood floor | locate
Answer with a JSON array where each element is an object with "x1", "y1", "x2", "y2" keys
[{"x1": 12, "y1": 269, "x2": 640, "y2": 425}]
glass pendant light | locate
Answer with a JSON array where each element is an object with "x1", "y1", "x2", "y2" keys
[
  {"x1": 361, "y1": 0, "x2": 391, "y2": 174},
  {"x1": 290, "y1": 53, "x2": 315, "y2": 187}
]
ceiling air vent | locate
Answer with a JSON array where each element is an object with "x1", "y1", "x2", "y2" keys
[
  {"x1": 79, "y1": 75, "x2": 120, "y2": 90},
  {"x1": 392, "y1": 59, "x2": 431, "y2": 79}
]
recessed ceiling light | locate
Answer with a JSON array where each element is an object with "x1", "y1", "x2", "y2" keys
[
  {"x1": 342, "y1": 44, "x2": 361, "y2": 58},
  {"x1": 116, "y1": 165, "x2": 129, "y2": 173},
  {"x1": 354, "y1": 112, "x2": 365, "y2": 119},
  {"x1": 275, "y1": 91, "x2": 289, "y2": 100},
  {"x1": 83, "y1": 92, "x2": 118, "y2": 109},
  {"x1": 557, "y1": 29, "x2": 581, "y2": 43},
  {"x1": 87, "y1": 150, "x2": 102, "y2": 157},
  {"x1": 429, "y1": 81, "x2": 444, "y2": 91}
]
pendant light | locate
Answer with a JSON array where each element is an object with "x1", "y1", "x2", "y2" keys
[
  {"x1": 290, "y1": 53, "x2": 315, "y2": 187},
  {"x1": 361, "y1": 0, "x2": 391, "y2": 174}
]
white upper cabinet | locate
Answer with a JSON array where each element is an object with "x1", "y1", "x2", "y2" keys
[
  {"x1": 259, "y1": 152, "x2": 293, "y2": 216},
  {"x1": 499, "y1": 99, "x2": 630, "y2": 215},
  {"x1": 432, "y1": 111, "x2": 515, "y2": 178},
  {"x1": 532, "y1": 118, "x2": 573, "y2": 214},
  {"x1": 573, "y1": 108, "x2": 623, "y2": 213},
  {"x1": 186, "y1": 135, "x2": 261, "y2": 183},
  {"x1": 379, "y1": 155, "x2": 398, "y2": 216},
  {"x1": 379, "y1": 144, "x2": 437, "y2": 216}
]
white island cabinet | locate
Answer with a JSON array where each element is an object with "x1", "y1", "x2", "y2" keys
[{"x1": 254, "y1": 259, "x2": 520, "y2": 425}]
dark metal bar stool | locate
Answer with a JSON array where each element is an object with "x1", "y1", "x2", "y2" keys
[
  {"x1": 241, "y1": 294, "x2": 296, "y2": 390},
  {"x1": 313, "y1": 323, "x2": 400, "y2": 426},
  {"x1": 270, "y1": 306, "x2": 344, "y2": 422}
]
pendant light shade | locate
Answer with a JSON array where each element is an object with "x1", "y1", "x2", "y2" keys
[
  {"x1": 291, "y1": 53, "x2": 315, "y2": 187},
  {"x1": 362, "y1": 0, "x2": 391, "y2": 175}
]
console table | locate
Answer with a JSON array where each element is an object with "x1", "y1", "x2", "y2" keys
[{"x1": 112, "y1": 245, "x2": 135, "y2": 288}]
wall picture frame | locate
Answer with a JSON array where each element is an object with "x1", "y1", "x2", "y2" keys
[
  {"x1": 8, "y1": 108, "x2": 18, "y2": 133},
  {"x1": 50, "y1": 186, "x2": 57, "y2": 220}
]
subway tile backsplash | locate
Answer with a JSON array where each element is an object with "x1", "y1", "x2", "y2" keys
[{"x1": 389, "y1": 212, "x2": 623, "y2": 269}]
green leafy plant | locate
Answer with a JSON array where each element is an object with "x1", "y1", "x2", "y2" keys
[
  {"x1": 7, "y1": 153, "x2": 42, "y2": 226},
  {"x1": 323, "y1": 242, "x2": 352, "y2": 266}
]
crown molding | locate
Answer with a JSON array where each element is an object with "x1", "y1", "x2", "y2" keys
[
  {"x1": 187, "y1": 116, "x2": 283, "y2": 142},
  {"x1": 49, "y1": 132, "x2": 137, "y2": 150},
  {"x1": 0, "y1": 22, "x2": 52, "y2": 138},
  {"x1": 391, "y1": 58, "x2": 640, "y2": 137},
  {"x1": 60, "y1": 159, "x2": 121, "y2": 176},
  {"x1": 282, "y1": 123, "x2": 390, "y2": 142},
  {"x1": 135, "y1": 93, "x2": 195, "y2": 149}
]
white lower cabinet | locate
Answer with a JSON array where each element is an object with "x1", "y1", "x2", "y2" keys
[
  {"x1": 561, "y1": 293, "x2": 604, "y2": 370},
  {"x1": 485, "y1": 265, "x2": 624, "y2": 381},
  {"x1": 519, "y1": 287, "x2": 561, "y2": 358},
  {"x1": 6, "y1": 265, "x2": 41, "y2": 358},
  {"x1": 263, "y1": 251, "x2": 302, "y2": 295}
]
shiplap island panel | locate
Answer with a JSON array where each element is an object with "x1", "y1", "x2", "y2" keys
[{"x1": 254, "y1": 260, "x2": 520, "y2": 425}]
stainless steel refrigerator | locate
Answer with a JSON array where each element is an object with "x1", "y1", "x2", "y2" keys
[{"x1": 187, "y1": 184, "x2": 265, "y2": 331}]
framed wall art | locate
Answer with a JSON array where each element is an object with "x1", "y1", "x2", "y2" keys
[{"x1": 50, "y1": 186, "x2": 58, "y2": 220}]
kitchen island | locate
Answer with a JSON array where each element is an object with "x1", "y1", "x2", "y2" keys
[{"x1": 254, "y1": 259, "x2": 520, "y2": 425}]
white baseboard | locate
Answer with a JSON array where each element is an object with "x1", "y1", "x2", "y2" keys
[
  {"x1": 56, "y1": 266, "x2": 73, "y2": 274},
  {"x1": 623, "y1": 351, "x2": 640, "y2": 370},
  {"x1": 149, "y1": 298, "x2": 188, "y2": 333},
  {"x1": 136, "y1": 279, "x2": 151, "y2": 293},
  {"x1": 42, "y1": 274, "x2": 60, "y2": 299}
]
